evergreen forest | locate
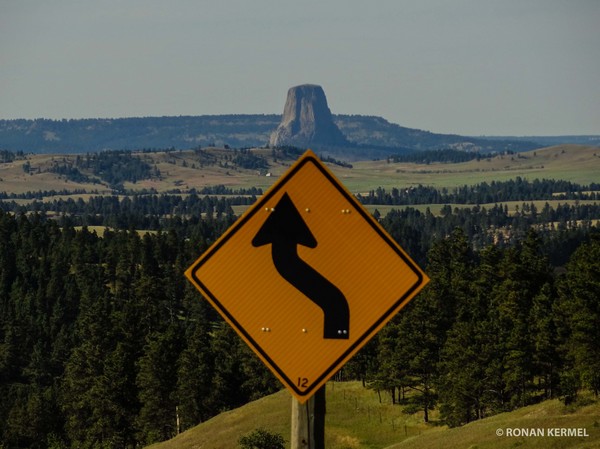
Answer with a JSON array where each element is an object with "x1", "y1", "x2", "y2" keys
[{"x1": 0, "y1": 185, "x2": 599, "y2": 448}]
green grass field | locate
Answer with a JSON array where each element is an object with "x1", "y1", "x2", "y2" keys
[
  {"x1": 144, "y1": 382, "x2": 434, "y2": 449},
  {"x1": 145, "y1": 381, "x2": 600, "y2": 449},
  {"x1": 387, "y1": 395, "x2": 600, "y2": 449},
  {"x1": 345, "y1": 145, "x2": 600, "y2": 191}
]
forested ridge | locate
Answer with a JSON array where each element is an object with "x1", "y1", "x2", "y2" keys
[
  {"x1": 0, "y1": 115, "x2": 542, "y2": 155},
  {"x1": 0, "y1": 192, "x2": 599, "y2": 448},
  {"x1": 358, "y1": 178, "x2": 600, "y2": 205}
]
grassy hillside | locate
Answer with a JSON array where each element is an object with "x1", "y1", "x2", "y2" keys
[
  {"x1": 1, "y1": 145, "x2": 599, "y2": 198},
  {"x1": 144, "y1": 382, "x2": 430, "y2": 449},
  {"x1": 388, "y1": 396, "x2": 600, "y2": 449},
  {"x1": 347, "y1": 144, "x2": 600, "y2": 191},
  {"x1": 145, "y1": 382, "x2": 600, "y2": 449}
]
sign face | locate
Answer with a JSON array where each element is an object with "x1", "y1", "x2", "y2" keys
[{"x1": 185, "y1": 150, "x2": 429, "y2": 402}]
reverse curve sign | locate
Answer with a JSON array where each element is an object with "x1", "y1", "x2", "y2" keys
[
  {"x1": 252, "y1": 192, "x2": 350, "y2": 340},
  {"x1": 185, "y1": 150, "x2": 429, "y2": 402}
]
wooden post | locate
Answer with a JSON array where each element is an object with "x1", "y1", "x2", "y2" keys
[{"x1": 291, "y1": 386, "x2": 326, "y2": 449}]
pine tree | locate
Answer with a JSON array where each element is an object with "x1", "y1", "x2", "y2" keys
[
  {"x1": 438, "y1": 284, "x2": 507, "y2": 426},
  {"x1": 61, "y1": 264, "x2": 119, "y2": 448},
  {"x1": 136, "y1": 325, "x2": 182, "y2": 445},
  {"x1": 494, "y1": 230, "x2": 553, "y2": 408},
  {"x1": 556, "y1": 233, "x2": 600, "y2": 398},
  {"x1": 175, "y1": 296, "x2": 215, "y2": 430},
  {"x1": 209, "y1": 323, "x2": 253, "y2": 412},
  {"x1": 530, "y1": 283, "x2": 559, "y2": 399}
]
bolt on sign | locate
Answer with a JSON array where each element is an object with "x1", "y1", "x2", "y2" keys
[{"x1": 185, "y1": 150, "x2": 429, "y2": 402}]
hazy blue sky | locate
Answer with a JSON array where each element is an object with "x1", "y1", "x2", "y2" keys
[{"x1": 1, "y1": 0, "x2": 598, "y2": 136}]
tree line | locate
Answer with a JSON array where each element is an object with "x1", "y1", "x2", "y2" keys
[
  {"x1": 379, "y1": 202, "x2": 600, "y2": 266},
  {"x1": 0, "y1": 151, "x2": 26, "y2": 164},
  {"x1": 1, "y1": 191, "x2": 599, "y2": 267},
  {"x1": 49, "y1": 151, "x2": 161, "y2": 189},
  {"x1": 388, "y1": 148, "x2": 500, "y2": 164},
  {"x1": 358, "y1": 178, "x2": 600, "y2": 206},
  {"x1": 344, "y1": 228, "x2": 599, "y2": 427},
  {"x1": 0, "y1": 194, "x2": 254, "y2": 230}
]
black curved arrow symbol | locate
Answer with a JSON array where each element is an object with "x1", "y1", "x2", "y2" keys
[{"x1": 252, "y1": 193, "x2": 350, "y2": 340}]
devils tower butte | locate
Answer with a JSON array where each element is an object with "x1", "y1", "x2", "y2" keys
[{"x1": 269, "y1": 84, "x2": 348, "y2": 148}]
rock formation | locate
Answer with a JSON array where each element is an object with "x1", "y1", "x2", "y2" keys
[{"x1": 269, "y1": 84, "x2": 348, "y2": 148}]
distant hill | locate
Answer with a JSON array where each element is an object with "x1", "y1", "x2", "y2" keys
[
  {"x1": 477, "y1": 134, "x2": 600, "y2": 147},
  {"x1": 0, "y1": 115, "x2": 280, "y2": 154},
  {"x1": 2, "y1": 144, "x2": 599, "y2": 198},
  {"x1": 0, "y1": 114, "x2": 570, "y2": 157},
  {"x1": 333, "y1": 115, "x2": 541, "y2": 156}
]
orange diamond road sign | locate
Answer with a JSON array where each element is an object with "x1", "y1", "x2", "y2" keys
[{"x1": 185, "y1": 150, "x2": 429, "y2": 402}]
